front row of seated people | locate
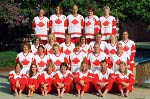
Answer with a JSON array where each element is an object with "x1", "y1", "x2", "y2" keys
[{"x1": 9, "y1": 60, "x2": 134, "y2": 97}]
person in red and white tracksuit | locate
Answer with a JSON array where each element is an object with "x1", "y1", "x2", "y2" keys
[
  {"x1": 93, "y1": 60, "x2": 115, "y2": 97},
  {"x1": 9, "y1": 62, "x2": 27, "y2": 97},
  {"x1": 16, "y1": 42, "x2": 34, "y2": 73},
  {"x1": 32, "y1": 9, "x2": 49, "y2": 45},
  {"x1": 110, "y1": 43, "x2": 130, "y2": 72},
  {"x1": 32, "y1": 45, "x2": 49, "y2": 73},
  {"x1": 49, "y1": 44, "x2": 70, "y2": 70},
  {"x1": 99, "y1": 6, "x2": 116, "y2": 41},
  {"x1": 84, "y1": 6, "x2": 100, "y2": 43},
  {"x1": 53, "y1": 62, "x2": 73, "y2": 98},
  {"x1": 115, "y1": 61, "x2": 135, "y2": 97},
  {"x1": 119, "y1": 31, "x2": 136, "y2": 72},
  {"x1": 87, "y1": 43, "x2": 111, "y2": 72},
  {"x1": 49, "y1": 6, "x2": 67, "y2": 44},
  {"x1": 74, "y1": 61, "x2": 93, "y2": 97},
  {"x1": 89, "y1": 33, "x2": 108, "y2": 54},
  {"x1": 60, "y1": 33, "x2": 75, "y2": 61},
  {"x1": 106, "y1": 34, "x2": 117, "y2": 57},
  {"x1": 45, "y1": 34, "x2": 59, "y2": 55},
  {"x1": 80, "y1": 36, "x2": 92, "y2": 54},
  {"x1": 69, "y1": 42, "x2": 87, "y2": 73},
  {"x1": 67, "y1": 5, "x2": 84, "y2": 43},
  {"x1": 40, "y1": 63, "x2": 55, "y2": 96},
  {"x1": 26, "y1": 64, "x2": 41, "y2": 97}
]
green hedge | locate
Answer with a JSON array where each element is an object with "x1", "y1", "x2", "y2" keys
[{"x1": 0, "y1": 51, "x2": 17, "y2": 68}]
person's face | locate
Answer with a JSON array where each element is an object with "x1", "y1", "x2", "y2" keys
[
  {"x1": 82, "y1": 63, "x2": 87, "y2": 72},
  {"x1": 35, "y1": 39, "x2": 40, "y2": 45},
  {"x1": 94, "y1": 44, "x2": 100, "y2": 53},
  {"x1": 116, "y1": 44, "x2": 123, "y2": 52},
  {"x1": 49, "y1": 35, "x2": 54, "y2": 42},
  {"x1": 122, "y1": 32, "x2": 129, "y2": 40},
  {"x1": 61, "y1": 66, "x2": 67, "y2": 73},
  {"x1": 96, "y1": 35, "x2": 102, "y2": 42},
  {"x1": 39, "y1": 10, "x2": 44, "y2": 17},
  {"x1": 15, "y1": 64, "x2": 22, "y2": 73},
  {"x1": 119, "y1": 64, "x2": 126, "y2": 73},
  {"x1": 73, "y1": 6, "x2": 78, "y2": 14},
  {"x1": 23, "y1": 45, "x2": 29, "y2": 53},
  {"x1": 88, "y1": 10, "x2": 94, "y2": 16},
  {"x1": 65, "y1": 35, "x2": 71, "y2": 43},
  {"x1": 56, "y1": 7, "x2": 60, "y2": 14},
  {"x1": 100, "y1": 62, "x2": 107, "y2": 71},
  {"x1": 31, "y1": 65, "x2": 37, "y2": 73},
  {"x1": 47, "y1": 66, "x2": 53, "y2": 72},
  {"x1": 104, "y1": 8, "x2": 110, "y2": 16},
  {"x1": 38, "y1": 47, "x2": 44, "y2": 54},
  {"x1": 110, "y1": 35, "x2": 116, "y2": 42},
  {"x1": 80, "y1": 37, "x2": 86, "y2": 44},
  {"x1": 75, "y1": 45, "x2": 81, "y2": 52},
  {"x1": 53, "y1": 46, "x2": 59, "y2": 54}
]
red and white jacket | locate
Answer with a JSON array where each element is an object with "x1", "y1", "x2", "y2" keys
[
  {"x1": 40, "y1": 71, "x2": 55, "y2": 85},
  {"x1": 32, "y1": 55, "x2": 50, "y2": 73},
  {"x1": 105, "y1": 43, "x2": 117, "y2": 56},
  {"x1": 119, "y1": 40, "x2": 136, "y2": 63},
  {"x1": 100, "y1": 16, "x2": 116, "y2": 40},
  {"x1": 87, "y1": 52, "x2": 111, "y2": 72},
  {"x1": 45, "y1": 42, "x2": 59, "y2": 55},
  {"x1": 32, "y1": 16, "x2": 49, "y2": 40},
  {"x1": 16, "y1": 52, "x2": 34, "y2": 73},
  {"x1": 9, "y1": 70, "x2": 27, "y2": 85},
  {"x1": 80, "y1": 44, "x2": 92, "y2": 55},
  {"x1": 115, "y1": 70, "x2": 135, "y2": 86},
  {"x1": 49, "y1": 53, "x2": 69, "y2": 70},
  {"x1": 74, "y1": 70, "x2": 93, "y2": 83},
  {"x1": 49, "y1": 14, "x2": 67, "y2": 39},
  {"x1": 69, "y1": 51, "x2": 87, "y2": 73},
  {"x1": 84, "y1": 15, "x2": 100, "y2": 39},
  {"x1": 67, "y1": 14, "x2": 84, "y2": 38},
  {"x1": 93, "y1": 68, "x2": 115, "y2": 85},
  {"x1": 110, "y1": 52, "x2": 130, "y2": 72}
]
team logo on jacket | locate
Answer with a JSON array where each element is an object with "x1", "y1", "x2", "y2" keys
[
  {"x1": 38, "y1": 61, "x2": 45, "y2": 67},
  {"x1": 103, "y1": 20, "x2": 110, "y2": 26},
  {"x1": 37, "y1": 22, "x2": 45, "y2": 27},
  {"x1": 22, "y1": 59, "x2": 30, "y2": 65}
]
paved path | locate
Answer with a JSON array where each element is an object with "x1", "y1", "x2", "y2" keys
[{"x1": 0, "y1": 72, "x2": 150, "y2": 99}]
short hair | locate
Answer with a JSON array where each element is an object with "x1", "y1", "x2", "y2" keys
[
  {"x1": 21, "y1": 42, "x2": 31, "y2": 50},
  {"x1": 87, "y1": 6, "x2": 94, "y2": 12},
  {"x1": 95, "y1": 32, "x2": 102, "y2": 39},
  {"x1": 122, "y1": 31, "x2": 129, "y2": 35},
  {"x1": 55, "y1": 5, "x2": 63, "y2": 14},
  {"x1": 80, "y1": 36, "x2": 87, "y2": 44},
  {"x1": 45, "y1": 63, "x2": 54, "y2": 71},
  {"x1": 101, "y1": 60, "x2": 107, "y2": 64},
  {"x1": 15, "y1": 62, "x2": 23, "y2": 69},
  {"x1": 72, "y1": 5, "x2": 78, "y2": 9},
  {"x1": 52, "y1": 43, "x2": 60, "y2": 51},
  {"x1": 34, "y1": 36, "x2": 41, "y2": 43},
  {"x1": 75, "y1": 42, "x2": 81, "y2": 47},
  {"x1": 116, "y1": 42, "x2": 122, "y2": 47},
  {"x1": 48, "y1": 34, "x2": 56, "y2": 42},
  {"x1": 94, "y1": 42, "x2": 100, "y2": 47},
  {"x1": 103, "y1": 6, "x2": 110, "y2": 10},
  {"x1": 60, "y1": 62, "x2": 68, "y2": 70},
  {"x1": 38, "y1": 45, "x2": 45, "y2": 50},
  {"x1": 65, "y1": 33, "x2": 71, "y2": 37},
  {"x1": 80, "y1": 61, "x2": 88, "y2": 72}
]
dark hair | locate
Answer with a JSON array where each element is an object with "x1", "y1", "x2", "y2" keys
[
  {"x1": 65, "y1": 33, "x2": 71, "y2": 37},
  {"x1": 34, "y1": 36, "x2": 41, "y2": 43},
  {"x1": 87, "y1": 6, "x2": 94, "y2": 12},
  {"x1": 60, "y1": 62, "x2": 68, "y2": 70},
  {"x1": 95, "y1": 32, "x2": 102, "y2": 39},
  {"x1": 29, "y1": 64, "x2": 38, "y2": 78},
  {"x1": 15, "y1": 62, "x2": 23, "y2": 69},
  {"x1": 38, "y1": 45, "x2": 45, "y2": 50},
  {"x1": 80, "y1": 36, "x2": 87, "y2": 44},
  {"x1": 75, "y1": 42, "x2": 81, "y2": 47},
  {"x1": 21, "y1": 42, "x2": 31, "y2": 50},
  {"x1": 101, "y1": 60, "x2": 107, "y2": 64}
]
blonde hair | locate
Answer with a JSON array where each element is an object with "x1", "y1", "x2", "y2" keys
[
  {"x1": 80, "y1": 61, "x2": 88, "y2": 72},
  {"x1": 103, "y1": 6, "x2": 110, "y2": 10},
  {"x1": 52, "y1": 43, "x2": 60, "y2": 51},
  {"x1": 119, "y1": 61, "x2": 128, "y2": 74},
  {"x1": 45, "y1": 63, "x2": 54, "y2": 71},
  {"x1": 108, "y1": 34, "x2": 118, "y2": 43},
  {"x1": 48, "y1": 34, "x2": 56, "y2": 42}
]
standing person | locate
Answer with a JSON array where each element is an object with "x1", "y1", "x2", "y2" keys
[
  {"x1": 32, "y1": 9, "x2": 49, "y2": 45},
  {"x1": 115, "y1": 61, "x2": 135, "y2": 97},
  {"x1": 45, "y1": 34, "x2": 58, "y2": 55},
  {"x1": 26, "y1": 64, "x2": 41, "y2": 97},
  {"x1": 93, "y1": 60, "x2": 115, "y2": 97},
  {"x1": 49, "y1": 6, "x2": 67, "y2": 44},
  {"x1": 32, "y1": 45, "x2": 49, "y2": 73},
  {"x1": 99, "y1": 6, "x2": 116, "y2": 41},
  {"x1": 84, "y1": 6, "x2": 100, "y2": 43},
  {"x1": 74, "y1": 61, "x2": 93, "y2": 97},
  {"x1": 31, "y1": 37, "x2": 42, "y2": 55},
  {"x1": 16, "y1": 42, "x2": 34, "y2": 73},
  {"x1": 119, "y1": 31, "x2": 136, "y2": 72},
  {"x1": 9, "y1": 63, "x2": 27, "y2": 97},
  {"x1": 53, "y1": 62, "x2": 73, "y2": 98},
  {"x1": 40, "y1": 63, "x2": 55, "y2": 96},
  {"x1": 67, "y1": 5, "x2": 84, "y2": 43}
]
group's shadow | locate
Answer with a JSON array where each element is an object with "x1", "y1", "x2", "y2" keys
[
  {"x1": 0, "y1": 75, "x2": 9, "y2": 80},
  {"x1": 0, "y1": 82, "x2": 13, "y2": 95}
]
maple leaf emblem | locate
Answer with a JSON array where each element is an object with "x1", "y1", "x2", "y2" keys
[
  {"x1": 86, "y1": 21, "x2": 91, "y2": 26},
  {"x1": 22, "y1": 59, "x2": 30, "y2": 65},
  {"x1": 64, "y1": 49, "x2": 71, "y2": 55},
  {"x1": 37, "y1": 22, "x2": 45, "y2": 27},
  {"x1": 54, "y1": 60, "x2": 61, "y2": 66},
  {"x1": 103, "y1": 20, "x2": 110, "y2": 26},
  {"x1": 116, "y1": 59, "x2": 121, "y2": 66},
  {"x1": 123, "y1": 46, "x2": 129, "y2": 51},
  {"x1": 38, "y1": 61, "x2": 45, "y2": 67},
  {"x1": 55, "y1": 18, "x2": 62, "y2": 24},
  {"x1": 72, "y1": 57, "x2": 80, "y2": 64},
  {"x1": 93, "y1": 59, "x2": 100, "y2": 66},
  {"x1": 48, "y1": 48, "x2": 53, "y2": 54},
  {"x1": 110, "y1": 49, "x2": 116, "y2": 54},
  {"x1": 72, "y1": 19, "x2": 79, "y2": 25}
]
